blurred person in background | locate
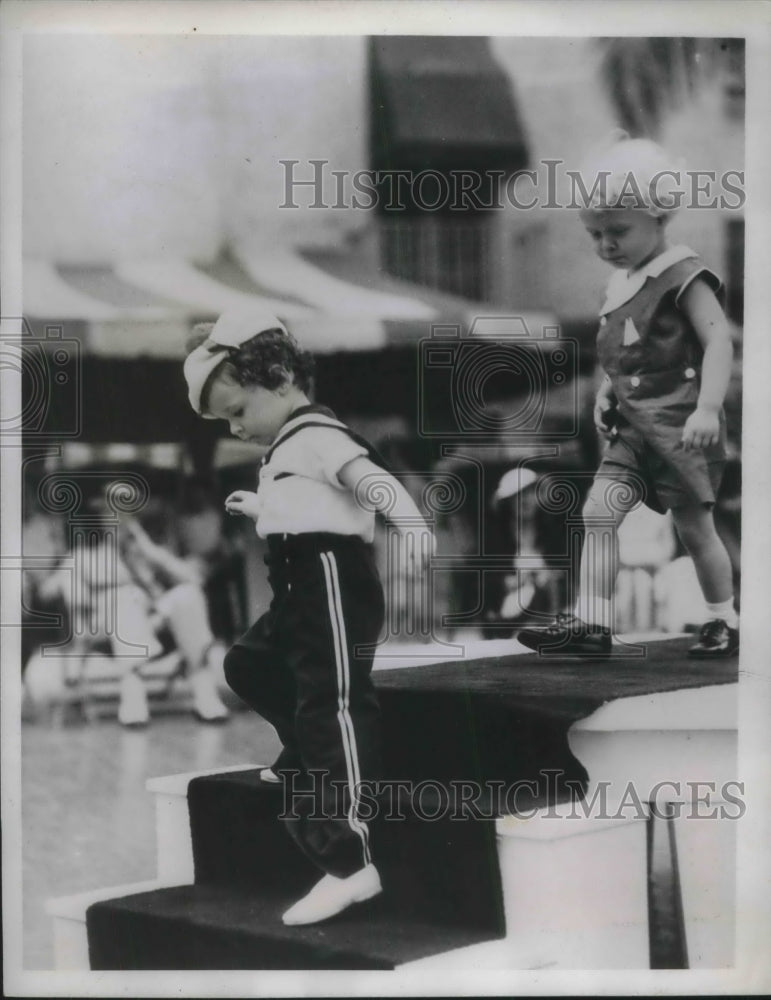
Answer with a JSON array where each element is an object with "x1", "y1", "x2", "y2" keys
[
  {"x1": 21, "y1": 509, "x2": 70, "y2": 674},
  {"x1": 176, "y1": 475, "x2": 248, "y2": 642},
  {"x1": 26, "y1": 490, "x2": 231, "y2": 727},
  {"x1": 112, "y1": 512, "x2": 230, "y2": 726},
  {"x1": 488, "y1": 468, "x2": 566, "y2": 634}
]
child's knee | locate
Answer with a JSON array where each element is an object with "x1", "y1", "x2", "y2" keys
[
  {"x1": 223, "y1": 646, "x2": 248, "y2": 693},
  {"x1": 672, "y1": 506, "x2": 718, "y2": 552},
  {"x1": 583, "y1": 478, "x2": 640, "y2": 524}
]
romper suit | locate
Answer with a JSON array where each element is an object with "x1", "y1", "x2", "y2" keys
[
  {"x1": 595, "y1": 245, "x2": 727, "y2": 513},
  {"x1": 223, "y1": 405, "x2": 387, "y2": 879}
]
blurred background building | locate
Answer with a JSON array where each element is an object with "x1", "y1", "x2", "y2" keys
[{"x1": 23, "y1": 35, "x2": 744, "y2": 316}]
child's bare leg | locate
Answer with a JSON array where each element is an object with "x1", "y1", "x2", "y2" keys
[
  {"x1": 670, "y1": 503, "x2": 738, "y2": 656},
  {"x1": 575, "y1": 477, "x2": 635, "y2": 628},
  {"x1": 517, "y1": 476, "x2": 639, "y2": 654},
  {"x1": 670, "y1": 505, "x2": 735, "y2": 607}
]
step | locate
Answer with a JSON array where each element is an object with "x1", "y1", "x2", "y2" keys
[
  {"x1": 85, "y1": 883, "x2": 500, "y2": 970},
  {"x1": 85, "y1": 765, "x2": 507, "y2": 970},
  {"x1": 148, "y1": 764, "x2": 260, "y2": 883},
  {"x1": 185, "y1": 769, "x2": 505, "y2": 931},
  {"x1": 45, "y1": 878, "x2": 187, "y2": 970},
  {"x1": 373, "y1": 635, "x2": 737, "y2": 789},
  {"x1": 45, "y1": 765, "x2": 262, "y2": 970},
  {"x1": 47, "y1": 762, "x2": 505, "y2": 971}
]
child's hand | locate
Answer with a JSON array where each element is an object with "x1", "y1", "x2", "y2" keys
[
  {"x1": 681, "y1": 406, "x2": 721, "y2": 451},
  {"x1": 224, "y1": 490, "x2": 260, "y2": 519},
  {"x1": 594, "y1": 396, "x2": 618, "y2": 437}
]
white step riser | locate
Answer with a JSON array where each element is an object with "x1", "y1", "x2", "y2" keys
[
  {"x1": 51, "y1": 799, "x2": 733, "y2": 973},
  {"x1": 47, "y1": 878, "x2": 186, "y2": 971},
  {"x1": 47, "y1": 765, "x2": 260, "y2": 970}
]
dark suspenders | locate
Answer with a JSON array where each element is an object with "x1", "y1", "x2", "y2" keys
[{"x1": 261, "y1": 406, "x2": 389, "y2": 476}]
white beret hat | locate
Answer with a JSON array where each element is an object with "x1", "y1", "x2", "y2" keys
[{"x1": 183, "y1": 308, "x2": 287, "y2": 416}]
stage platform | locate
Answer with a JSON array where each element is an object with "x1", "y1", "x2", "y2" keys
[{"x1": 46, "y1": 634, "x2": 738, "y2": 971}]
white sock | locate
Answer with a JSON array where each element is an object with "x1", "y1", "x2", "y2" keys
[
  {"x1": 705, "y1": 600, "x2": 738, "y2": 629},
  {"x1": 574, "y1": 596, "x2": 612, "y2": 630}
]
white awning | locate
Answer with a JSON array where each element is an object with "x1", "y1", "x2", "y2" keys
[
  {"x1": 114, "y1": 258, "x2": 314, "y2": 321},
  {"x1": 238, "y1": 248, "x2": 437, "y2": 320},
  {"x1": 23, "y1": 247, "x2": 557, "y2": 357}
]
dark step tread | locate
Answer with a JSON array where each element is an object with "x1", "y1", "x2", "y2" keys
[
  {"x1": 187, "y1": 770, "x2": 506, "y2": 932},
  {"x1": 87, "y1": 883, "x2": 501, "y2": 970},
  {"x1": 374, "y1": 636, "x2": 738, "y2": 709},
  {"x1": 371, "y1": 637, "x2": 737, "y2": 788}
]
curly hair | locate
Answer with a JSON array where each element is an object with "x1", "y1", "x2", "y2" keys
[{"x1": 198, "y1": 327, "x2": 315, "y2": 413}]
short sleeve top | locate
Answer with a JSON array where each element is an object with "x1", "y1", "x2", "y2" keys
[{"x1": 252, "y1": 405, "x2": 384, "y2": 541}]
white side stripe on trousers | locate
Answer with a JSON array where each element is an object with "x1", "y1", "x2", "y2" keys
[{"x1": 320, "y1": 551, "x2": 371, "y2": 867}]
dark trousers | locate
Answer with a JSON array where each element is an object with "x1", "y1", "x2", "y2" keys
[{"x1": 224, "y1": 534, "x2": 385, "y2": 879}]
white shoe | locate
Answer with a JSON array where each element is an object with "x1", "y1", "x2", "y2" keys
[
  {"x1": 190, "y1": 668, "x2": 229, "y2": 723},
  {"x1": 282, "y1": 864, "x2": 382, "y2": 926},
  {"x1": 260, "y1": 767, "x2": 280, "y2": 783},
  {"x1": 118, "y1": 671, "x2": 149, "y2": 727}
]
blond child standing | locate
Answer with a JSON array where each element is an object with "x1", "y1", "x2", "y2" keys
[{"x1": 519, "y1": 135, "x2": 738, "y2": 658}]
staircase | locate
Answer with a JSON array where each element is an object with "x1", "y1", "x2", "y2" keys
[
  {"x1": 86, "y1": 767, "x2": 505, "y2": 970},
  {"x1": 46, "y1": 637, "x2": 738, "y2": 971}
]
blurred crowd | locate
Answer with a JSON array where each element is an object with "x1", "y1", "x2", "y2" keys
[
  {"x1": 20, "y1": 352, "x2": 741, "y2": 727},
  {"x1": 21, "y1": 474, "x2": 246, "y2": 725}
]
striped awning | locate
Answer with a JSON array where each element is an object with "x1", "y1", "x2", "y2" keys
[{"x1": 23, "y1": 246, "x2": 555, "y2": 356}]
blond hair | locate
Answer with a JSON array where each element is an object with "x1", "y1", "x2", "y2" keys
[{"x1": 577, "y1": 130, "x2": 684, "y2": 216}]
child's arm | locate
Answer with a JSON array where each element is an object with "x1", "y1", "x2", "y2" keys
[
  {"x1": 678, "y1": 278, "x2": 733, "y2": 451},
  {"x1": 123, "y1": 519, "x2": 201, "y2": 586},
  {"x1": 338, "y1": 456, "x2": 435, "y2": 571}
]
